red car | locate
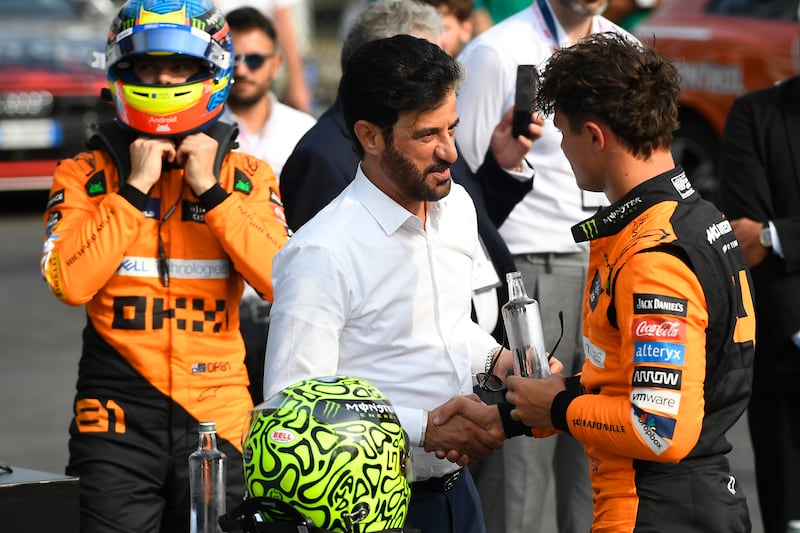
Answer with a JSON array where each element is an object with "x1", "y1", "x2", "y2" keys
[
  {"x1": 635, "y1": 0, "x2": 797, "y2": 206},
  {"x1": 0, "y1": 0, "x2": 114, "y2": 191}
]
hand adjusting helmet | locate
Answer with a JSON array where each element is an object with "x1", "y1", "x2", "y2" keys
[
  {"x1": 104, "y1": 0, "x2": 233, "y2": 136},
  {"x1": 238, "y1": 376, "x2": 413, "y2": 533}
]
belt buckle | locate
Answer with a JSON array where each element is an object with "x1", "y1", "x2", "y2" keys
[{"x1": 442, "y1": 470, "x2": 460, "y2": 492}]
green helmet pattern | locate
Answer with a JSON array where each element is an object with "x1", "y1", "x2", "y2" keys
[{"x1": 242, "y1": 376, "x2": 412, "y2": 532}]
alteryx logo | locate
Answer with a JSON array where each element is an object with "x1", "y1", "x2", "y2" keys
[{"x1": 633, "y1": 342, "x2": 685, "y2": 365}]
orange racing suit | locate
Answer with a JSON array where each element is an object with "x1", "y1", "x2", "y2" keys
[
  {"x1": 551, "y1": 168, "x2": 755, "y2": 532},
  {"x1": 40, "y1": 119, "x2": 290, "y2": 532}
]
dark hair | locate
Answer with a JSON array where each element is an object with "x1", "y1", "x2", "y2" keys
[
  {"x1": 225, "y1": 6, "x2": 278, "y2": 46},
  {"x1": 535, "y1": 32, "x2": 680, "y2": 159},
  {"x1": 420, "y1": 0, "x2": 475, "y2": 22},
  {"x1": 338, "y1": 34, "x2": 463, "y2": 158}
]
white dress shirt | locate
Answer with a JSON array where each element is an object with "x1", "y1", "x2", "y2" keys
[
  {"x1": 456, "y1": 0, "x2": 632, "y2": 254},
  {"x1": 222, "y1": 92, "x2": 316, "y2": 181},
  {"x1": 264, "y1": 166, "x2": 499, "y2": 480}
]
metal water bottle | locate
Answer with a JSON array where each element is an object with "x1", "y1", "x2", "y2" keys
[
  {"x1": 189, "y1": 421, "x2": 226, "y2": 533},
  {"x1": 501, "y1": 271, "x2": 550, "y2": 378}
]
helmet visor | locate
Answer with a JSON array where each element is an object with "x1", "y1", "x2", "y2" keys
[{"x1": 108, "y1": 24, "x2": 232, "y2": 73}]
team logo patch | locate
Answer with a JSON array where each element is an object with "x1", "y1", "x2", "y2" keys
[
  {"x1": 142, "y1": 197, "x2": 161, "y2": 220},
  {"x1": 233, "y1": 168, "x2": 252, "y2": 195},
  {"x1": 631, "y1": 406, "x2": 675, "y2": 455},
  {"x1": 633, "y1": 293, "x2": 687, "y2": 316},
  {"x1": 633, "y1": 341, "x2": 685, "y2": 365},
  {"x1": 182, "y1": 200, "x2": 206, "y2": 223},
  {"x1": 588, "y1": 269, "x2": 602, "y2": 311},
  {"x1": 671, "y1": 172, "x2": 695, "y2": 199},
  {"x1": 631, "y1": 387, "x2": 681, "y2": 416},
  {"x1": 46, "y1": 189, "x2": 65, "y2": 210},
  {"x1": 631, "y1": 365, "x2": 682, "y2": 390},
  {"x1": 632, "y1": 317, "x2": 686, "y2": 342},
  {"x1": 633, "y1": 406, "x2": 676, "y2": 439},
  {"x1": 85, "y1": 172, "x2": 107, "y2": 197},
  {"x1": 583, "y1": 336, "x2": 606, "y2": 369},
  {"x1": 45, "y1": 210, "x2": 62, "y2": 236}
]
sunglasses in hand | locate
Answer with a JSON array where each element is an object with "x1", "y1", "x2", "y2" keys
[{"x1": 477, "y1": 310, "x2": 564, "y2": 393}]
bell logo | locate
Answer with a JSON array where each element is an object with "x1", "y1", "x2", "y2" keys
[{"x1": 270, "y1": 429, "x2": 295, "y2": 443}]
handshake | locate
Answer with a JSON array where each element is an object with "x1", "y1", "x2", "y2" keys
[{"x1": 424, "y1": 352, "x2": 566, "y2": 466}]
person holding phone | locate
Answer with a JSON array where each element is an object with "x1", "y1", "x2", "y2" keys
[{"x1": 455, "y1": 1, "x2": 636, "y2": 531}]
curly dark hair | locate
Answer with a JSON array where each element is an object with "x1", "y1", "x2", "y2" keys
[{"x1": 535, "y1": 32, "x2": 680, "y2": 159}]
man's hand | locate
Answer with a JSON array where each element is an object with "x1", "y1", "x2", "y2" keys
[
  {"x1": 489, "y1": 107, "x2": 544, "y2": 171},
  {"x1": 493, "y1": 349, "x2": 564, "y2": 383},
  {"x1": 730, "y1": 217, "x2": 768, "y2": 268},
  {"x1": 425, "y1": 394, "x2": 505, "y2": 466},
  {"x1": 177, "y1": 132, "x2": 219, "y2": 196},
  {"x1": 504, "y1": 373, "x2": 566, "y2": 428},
  {"x1": 128, "y1": 137, "x2": 176, "y2": 194}
]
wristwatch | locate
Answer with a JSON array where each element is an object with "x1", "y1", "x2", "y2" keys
[{"x1": 759, "y1": 223, "x2": 773, "y2": 250}]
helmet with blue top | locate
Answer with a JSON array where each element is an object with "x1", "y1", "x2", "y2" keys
[{"x1": 104, "y1": 0, "x2": 233, "y2": 136}]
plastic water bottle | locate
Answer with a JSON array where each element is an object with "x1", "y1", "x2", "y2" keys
[
  {"x1": 189, "y1": 421, "x2": 226, "y2": 533},
  {"x1": 501, "y1": 271, "x2": 550, "y2": 378}
]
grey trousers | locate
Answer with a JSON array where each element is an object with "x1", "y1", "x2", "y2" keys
[{"x1": 471, "y1": 251, "x2": 594, "y2": 533}]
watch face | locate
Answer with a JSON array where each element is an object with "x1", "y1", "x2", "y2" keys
[{"x1": 760, "y1": 226, "x2": 772, "y2": 248}]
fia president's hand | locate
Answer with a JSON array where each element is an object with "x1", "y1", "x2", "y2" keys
[{"x1": 424, "y1": 394, "x2": 505, "y2": 466}]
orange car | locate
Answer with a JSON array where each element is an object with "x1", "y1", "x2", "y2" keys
[{"x1": 635, "y1": 0, "x2": 797, "y2": 206}]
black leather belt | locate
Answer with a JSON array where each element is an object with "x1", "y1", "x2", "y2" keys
[{"x1": 411, "y1": 469, "x2": 461, "y2": 493}]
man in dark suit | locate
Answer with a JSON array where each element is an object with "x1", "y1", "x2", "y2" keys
[
  {"x1": 280, "y1": 0, "x2": 540, "y2": 342},
  {"x1": 719, "y1": 72, "x2": 800, "y2": 533}
]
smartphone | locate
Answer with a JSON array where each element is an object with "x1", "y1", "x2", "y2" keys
[{"x1": 512, "y1": 65, "x2": 538, "y2": 139}]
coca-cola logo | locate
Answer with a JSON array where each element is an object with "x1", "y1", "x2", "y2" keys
[{"x1": 631, "y1": 318, "x2": 686, "y2": 341}]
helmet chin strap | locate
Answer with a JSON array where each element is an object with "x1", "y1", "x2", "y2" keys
[{"x1": 343, "y1": 502, "x2": 370, "y2": 532}]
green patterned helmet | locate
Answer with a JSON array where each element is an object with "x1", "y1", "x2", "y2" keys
[{"x1": 242, "y1": 376, "x2": 412, "y2": 532}]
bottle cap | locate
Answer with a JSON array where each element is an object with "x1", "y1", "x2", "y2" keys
[{"x1": 199, "y1": 421, "x2": 216, "y2": 433}]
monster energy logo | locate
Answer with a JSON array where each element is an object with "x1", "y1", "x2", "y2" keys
[
  {"x1": 344, "y1": 402, "x2": 396, "y2": 415},
  {"x1": 580, "y1": 219, "x2": 598, "y2": 240},
  {"x1": 321, "y1": 400, "x2": 341, "y2": 419},
  {"x1": 191, "y1": 19, "x2": 206, "y2": 31}
]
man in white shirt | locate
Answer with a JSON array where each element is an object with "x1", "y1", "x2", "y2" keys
[
  {"x1": 265, "y1": 34, "x2": 512, "y2": 533},
  {"x1": 223, "y1": 7, "x2": 316, "y2": 179},
  {"x1": 222, "y1": 6, "x2": 316, "y2": 404},
  {"x1": 455, "y1": 1, "x2": 635, "y2": 532}
]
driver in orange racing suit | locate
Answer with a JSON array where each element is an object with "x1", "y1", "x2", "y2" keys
[
  {"x1": 39, "y1": 1, "x2": 289, "y2": 531},
  {"x1": 501, "y1": 34, "x2": 756, "y2": 533}
]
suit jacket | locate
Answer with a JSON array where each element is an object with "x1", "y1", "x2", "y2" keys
[
  {"x1": 280, "y1": 97, "x2": 533, "y2": 341},
  {"x1": 719, "y1": 75, "x2": 800, "y2": 389}
]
